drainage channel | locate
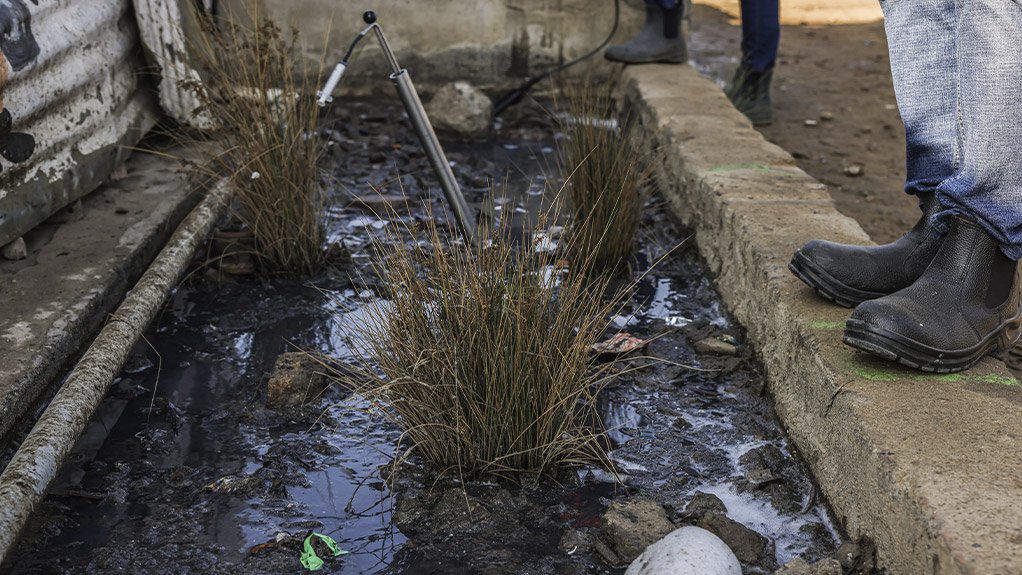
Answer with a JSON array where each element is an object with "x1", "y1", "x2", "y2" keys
[{"x1": 2, "y1": 99, "x2": 846, "y2": 574}]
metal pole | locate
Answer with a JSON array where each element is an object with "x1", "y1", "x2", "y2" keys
[
  {"x1": 390, "y1": 69, "x2": 476, "y2": 242},
  {"x1": 316, "y1": 11, "x2": 477, "y2": 242},
  {"x1": 0, "y1": 179, "x2": 233, "y2": 563}
]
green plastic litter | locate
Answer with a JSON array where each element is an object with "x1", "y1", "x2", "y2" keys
[{"x1": 301, "y1": 532, "x2": 348, "y2": 571}]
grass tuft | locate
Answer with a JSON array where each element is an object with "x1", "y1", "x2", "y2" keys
[
  {"x1": 329, "y1": 208, "x2": 617, "y2": 481},
  {"x1": 185, "y1": 2, "x2": 325, "y2": 276},
  {"x1": 557, "y1": 85, "x2": 649, "y2": 276}
]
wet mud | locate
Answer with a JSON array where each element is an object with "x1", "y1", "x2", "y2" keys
[{"x1": 3, "y1": 99, "x2": 844, "y2": 574}]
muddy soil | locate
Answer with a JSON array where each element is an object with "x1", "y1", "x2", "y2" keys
[
  {"x1": 4, "y1": 99, "x2": 843, "y2": 574},
  {"x1": 688, "y1": 3, "x2": 1022, "y2": 377}
]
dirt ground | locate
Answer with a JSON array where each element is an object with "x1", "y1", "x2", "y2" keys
[
  {"x1": 687, "y1": 2, "x2": 1022, "y2": 375},
  {"x1": 688, "y1": 1, "x2": 915, "y2": 245}
]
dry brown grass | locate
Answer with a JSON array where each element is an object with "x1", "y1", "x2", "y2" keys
[
  {"x1": 328, "y1": 207, "x2": 618, "y2": 481},
  {"x1": 557, "y1": 85, "x2": 649, "y2": 276},
  {"x1": 185, "y1": 3, "x2": 325, "y2": 276}
]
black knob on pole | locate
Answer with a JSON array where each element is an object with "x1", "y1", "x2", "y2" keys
[{"x1": 363, "y1": 11, "x2": 377, "y2": 24}]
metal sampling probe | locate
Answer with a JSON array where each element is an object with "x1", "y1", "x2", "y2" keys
[{"x1": 317, "y1": 10, "x2": 476, "y2": 242}]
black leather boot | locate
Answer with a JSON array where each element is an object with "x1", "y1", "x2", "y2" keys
[
  {"x1": 726, "y1": 64, "x2": 774, "y2": 126},
  {"x1": 789, "y1": 193, "x2": 943, "y2": 308},
  {"x1": 844, "y1": 217, "x2": 1021, "y2": 373},
  {"x1": 604, "y1": 4, "x2": 687, "y2": 64}
]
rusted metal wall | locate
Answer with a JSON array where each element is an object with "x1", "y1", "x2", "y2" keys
[{"x1": 0, "y1": 0, "x2": 158, "y2": 248}]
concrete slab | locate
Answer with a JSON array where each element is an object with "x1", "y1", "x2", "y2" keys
[
  {"x1": 623, "y1": 64, "x2": 1022, "y2": 575},
  {"x1": 0, "y1": 150, "x2": 201, "y2": 442}
]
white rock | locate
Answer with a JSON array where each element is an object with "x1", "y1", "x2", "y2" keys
[
  {"x1": 625, "y1": 526, "x2": 741, "y2": 575},
  {"x1": 425, "y1": 82, "x2": 493, "y2": 138}
]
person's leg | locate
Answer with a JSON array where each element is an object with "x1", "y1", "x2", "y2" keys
[
  {"x1": 727, "y1": 0, "x2": 780, "y2": 125},
  {"x1": 885, "y1": 0, "x2": 958, "y2": 198},
  {"x1": 843, "y1": 0, "x2": 1022, "y2": 372},
  {"x1": 739, "y1": 0, "x2": 779, "y2": 73},
  {"x1": 788, "y1": 0, "x2": 954, "y2": 306},
  {"x1": 605, "y1": 0, "x2": 686, "y2": 64},
  {"x1": 933, "y1": 0, "x2": 1022, "y2": 260}
]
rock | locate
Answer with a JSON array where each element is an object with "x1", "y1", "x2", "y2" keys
[
  {"x1": 347, "y1": 193, "x2": 410, "y2": 212},
  {"x1": 843, "y1": 164, "x2": 864, "y2": 177},
  {"x1": 559, "y1": 528, "x2": 595, "y2": 553},
  {"x1": 1, "y1": 236, "x2": 27, "y2": 260},
  {"x1": 599, "y1": 498, "x2": 675, "y2": 564},
  {"x1": 425, "y1": 82, "x2": 493, "y2": 138},
  {"x1": 833, "y1": 539, "x2": 874, "y2": 572},
  {"x1": 266, "y1": 352, "x2": 328, "y2": 408},
  {"x1": 740, "y1": 444, "x2": 786, "y2": 469},
  {"x1": 804, "y1": 119, "x2": 818, "y2": 127},
  {"x1": 699, "y1": 512, "x2": 776, "y2": 569},
  {"x1": 683, "y1": 492, "x2": 728, "y2": 518},
  {"x1": 694, "y1": 337, "x2": 738, "y2": 356},
  {"x1": 819, "y1": 111, "x2": 835, "y2": 122},
  {"x1": 774, "y1": 557, "x2": 842, "y2": 575},
  {"x1": 625, "y1": 526, "x2": 741, "y2": 575},
  {"x1": 430, "y1": 488, "x2": 490, "y2": 531}
]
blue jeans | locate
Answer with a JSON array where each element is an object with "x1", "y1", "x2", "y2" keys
[
  {"x1": 646, "y1": 0, "x2": 779, "y2": 72},
  {"x1": 883, "y1": 0, "x2": 1022, "y2": 260}
]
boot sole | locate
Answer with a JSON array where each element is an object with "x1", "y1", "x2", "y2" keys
[
  {"x1": 604, "y1": 55, "x2": 688, "y2": 65},
  {"x1": 604, "y1": 49, "x2": 688, "y2": 65},
  {"x1": 843, "y1": 309, "x2": 1022, "y2": 374},
  {"x1": 788, "y1": 251, "x2": 889, "y2": 308}
]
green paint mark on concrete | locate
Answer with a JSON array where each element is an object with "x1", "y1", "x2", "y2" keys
[
  {"x1": 709, "y1": 163, "x2": 777, "y2": 174},
  {"x1": 976, "y1": 373, "x2": 1020, "y2": 387},
  {"x1": 853, "y1": 367, "x2": 900, "y2": 382},
  {"x1": 810, "y1": 321, "x2": 844, "y2": 330},
  {"x1": 909, "y1": 373, "x2": 963, "y2": 383}
]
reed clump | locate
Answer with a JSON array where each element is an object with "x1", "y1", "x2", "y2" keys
[
  {"x1": 187, "y1": 4, "x2": 324, "y2": 276},
  {"x1": 331, "y1": 212, "x2": 616, "y2": 481},
  {"x1": 558, "y1": 86, "x2": 648, "y2": 276}
]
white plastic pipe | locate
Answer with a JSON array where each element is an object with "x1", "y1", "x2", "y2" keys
[{"x1": 0, "y1": 179, "x2": 233, "y2": 562}]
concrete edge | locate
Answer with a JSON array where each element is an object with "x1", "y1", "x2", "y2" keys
[
  {"x1": 622, "y1": 64, "x2": 1021, "y2": 574},
  {"x1": 0, "y1": 149, "x2": 203, "y2": 444}
]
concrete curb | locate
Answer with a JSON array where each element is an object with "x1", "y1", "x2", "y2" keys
[
  {"x1": 623, "y1": 64, "x2": 1022, "y2": 575},
  {"x1": 0, "y1": 178, "x2": 231, "y2": 562},
  {"x1": 0, "y1": 150, "x2": 203, "y2": 443}
]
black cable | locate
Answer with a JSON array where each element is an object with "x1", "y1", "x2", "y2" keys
[
  {"x1": 493, "y1": 0, "x2": 621, "y2": 116},
  {"x1": 341, "y1": 27, "x2": 371, "y2": 65}
]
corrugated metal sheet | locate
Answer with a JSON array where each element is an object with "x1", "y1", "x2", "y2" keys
[
  {"x1": 0, "y1": 0, "x2": 158, "y2": 248},
  {"x1": 134, "y1": 0, "x2": 214, "y2": 128}
]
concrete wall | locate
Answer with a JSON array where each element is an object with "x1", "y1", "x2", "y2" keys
[
  {"x1": 0, "y1": 0, "x2": 159, "y2": 248},
  {"x1": 242, "y1": 0, "x2": 641, "y2": 92}
]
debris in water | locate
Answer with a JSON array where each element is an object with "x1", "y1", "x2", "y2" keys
[
  {"x1": 300, "y1": 532, "x2": 348, "y2": 571},
  {"x1": 592, "y1": 333, "x2": 648, "y2": 359},
  {"x1": 694, "y1": 336, "x2": 739, "y2": 356},
  {"x1": 205, "y1": 473, "x2": 262, "y2": 494},
  {"x1": 666, "y1": 315, "x2": 692, "y2": 327}
]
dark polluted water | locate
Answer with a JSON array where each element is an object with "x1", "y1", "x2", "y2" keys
[{"x1": 2, "y1": 99, "x2": 842, "y2": 574}]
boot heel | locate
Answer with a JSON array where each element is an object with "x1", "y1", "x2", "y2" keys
[{"x1": 998, "y1": 314, "x2": 1022, "y2": 353}]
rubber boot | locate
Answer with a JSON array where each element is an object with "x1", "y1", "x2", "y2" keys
[
  {"x1": 788, "y1": 193, "x2": 943, "y2": 308},
  {"x1": 844, "y1": 216, "x2": 1021, "y2": 373},
  {"x1": 605, "y1": 4, "x2": 687, "y2": 65},
  {"x1": 726, "y1": 64, "x2": 773, "y2": 126}
]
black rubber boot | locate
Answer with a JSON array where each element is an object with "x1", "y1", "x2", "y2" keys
[
  {"x1": 605, "y1": 4, "x2": 687, "y2": 65},
  {"x1": 844, "y1": 217, "x2": 1021, "y2": 373},
  {"x1": 789, "y1": 193, "x2": 943, "y2": 308},
  {"x1": 726, "y1": 64, "x2": 774, "y2": 126}
]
